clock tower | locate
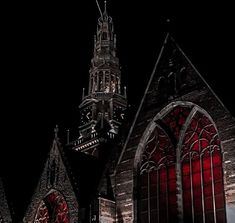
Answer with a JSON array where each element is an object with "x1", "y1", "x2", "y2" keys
[{"x1": 72, "y1": 1, "x2": 127, "y2": 157}]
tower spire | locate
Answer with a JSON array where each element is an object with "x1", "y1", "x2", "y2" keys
[{"x1": 75, "y1": 1, "x2": 127, "y2": 157}]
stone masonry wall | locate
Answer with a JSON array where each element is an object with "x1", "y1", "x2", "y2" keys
[
  {"x1": 99, "y1": 197, "x2": 116, "y2": 223},
  {"x1": 114, "y1": 88, "x2": 235, "y2": 223}
]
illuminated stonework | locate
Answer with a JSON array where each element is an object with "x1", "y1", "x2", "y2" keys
[
  {"x1": 74, "y1": 2, "x2": 127, "y2": 157},
  {"x1": 2, "y1": 3, "x2": 235, "y2": 223}
]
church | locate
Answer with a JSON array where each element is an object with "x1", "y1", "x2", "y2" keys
[{"x1": 1, "y1": 1, "x2": 235, "y2": 223}]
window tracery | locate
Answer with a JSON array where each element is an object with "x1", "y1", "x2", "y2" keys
[
  {"x1": 181, "y1": 112, "x2": 225, "y2": 223},
  {"x1": 34, "y1": 191, "x2": 69, "y2": 223},
  {"x1": 163, "y1": 106, "x2": 192, "y2": 139},
  {"x1": 139, "y1": 126, "x2": 177, "y2": 223},
  {"x1": 138, "y1": 105, "x2": 226, "y2": 223}
]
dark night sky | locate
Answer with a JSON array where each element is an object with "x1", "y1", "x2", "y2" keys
[{"x1": 1, "y1": 0, "x2": 234, "y2": 210}]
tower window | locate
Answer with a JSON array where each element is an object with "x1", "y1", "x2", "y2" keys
[{"x1": 102, "y1": 32, "x2": 108, "y2": 40}]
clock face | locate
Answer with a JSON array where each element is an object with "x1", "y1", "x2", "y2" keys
[
  {"x1": 80, "y1": 107, "x2": 92, "y2": 125},
  {"x1": 113, "y1": 106, "x2": 125, "y2": 122}
]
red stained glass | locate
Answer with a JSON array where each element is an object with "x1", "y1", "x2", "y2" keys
[
  {"x1": 182, "y1": 162, "x2": 190, "y2": 175},
  {"x1": 181, "y1": 111, "x2": 226, "y2": 222},
  {"x1": 139, "y1": 107, "x2": 226, "y2": 223},
  {"x1": 204, "y1": 184, "x2": 212, "y2": 197},
  {"x1": 203, "y1": 169, "x2": 212, "y2": 184},
  {"x1": 200, "y1": 139, "x2": 209, "y2": 149},
  {"x1": 34, "y1": 191, "x2": 69, "y2": 223},
  {"x1": 214, "y1": 181, "x2": 223, "y2": 194},
  {"x1": 194, "y1": 186, "x2": 202, "y2": 198},
  {"x1": 140, "y1": 125, "x2": 177, "y2": 223},
  {"x1": 168, "y1": 179, "x2": 176, "y2": 192},
  {"x1": 202, "y1": 156, "x2": 211, "y2": 170},
  {"x1": 213, "y1": 166, "x2": 222, "y2": 181},
  {"x1": 194, "y1": 198, "x2": 202, "y2": 212},
  {"x1": 182, "y1": 174, "x2": 191, "y2": 189},
  {"x1": 163, "y1": 106, "x2": 192, "y2": 139},
  {"x1": 215, "y1": 194, "x2": 225, "y2": 209},
  {"x1": 213, "y1": 152, "x2": 221, "y2": 166},
  {"x1": 204, "y1": 197, "x2": 213, "y2": 210},
  {"x1": 168, "y1": 166, "x2": 176, "y2": 179},
  {"x1": 159, "y1": 167, "x2": 167, "y2": 180},
  {"x1": 193, "y1": 159, "x2": 200, "y2": 173},
  {"x1": 193, "y1": 172, "x2": 201, "y2": 187},
  {"x1": 192, "y1": 141, "x2": 199, "y2": 151},
  {"x1": 169, "y1": 193, "x2": 177, "y2": 204}
]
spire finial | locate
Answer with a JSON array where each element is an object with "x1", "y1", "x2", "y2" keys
[
  {"x1": 104, "y1": 0, "x2": 107, "y2": 14},
  {"x1": 166, "y1": 18, "x2": 172, "y2": 33},
  {"x1": 54, "y1": 124, "x2": 59, "y2": 139}
]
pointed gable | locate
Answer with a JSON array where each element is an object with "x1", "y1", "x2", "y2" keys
[
  {"x1": 0, "y1": 179, "x2": 12, "y2": 223},
  {"x1": 23, "y1": 129, "x2": 78, "y2": 223},
  {"x1": 120, "y1": 33, "x2": 235, "y2": 160},
  {"x1": 143, "y1": 33, "x2": 207, "y2": 109}
]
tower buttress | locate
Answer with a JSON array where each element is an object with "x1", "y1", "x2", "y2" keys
[{"x1": 72, "y1": 1, "x2": 127, "y2": 157}]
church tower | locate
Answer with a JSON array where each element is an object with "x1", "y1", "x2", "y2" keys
[{"x1": 72, "y1": 1, "x2": 127, "y2": 157}]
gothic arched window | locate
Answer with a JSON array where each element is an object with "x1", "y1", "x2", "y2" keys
[
  {"x1": 138, "y1": 104, "x2": 226, "y2": 223},
  {"x1": 139, "y1": 125, "x2": 177, "y2": 222},
  {"x1": 181, "y1": 111, "x2": 226, "y2": 223},
  {"x1": 34, "y1": 191, "x2": 69, "y2": 223},
  {"x1": 104, "y1": 72, "x2": 110, "y2": 93},
  {"x1": 98, "y1": 71, "x2": 103, "y2": 91},
  {"x1": 110, "y1": 74, "x2": 116, "y2": 93}
]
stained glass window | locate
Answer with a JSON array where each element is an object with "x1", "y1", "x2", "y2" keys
[
  {"x1": 163, "y1": 106, "x2": 192, "y2": 140},
  {"x1": 139, "y1": 126, "x2": 177, "y2": 223},
  {"x1": 181, "y1": 111, "x2": 226, "y2": 223},
  {"x1": 138, "y1": 105, "x2": 226, "y2": 223},
  {"x1": 34, "y1": 191, "x2": 69, "y2": 223}
]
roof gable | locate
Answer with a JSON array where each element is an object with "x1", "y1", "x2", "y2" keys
[
  {"x1": 116, "y1": 33, "x2": 233, "y2": 172},
  {"x1": 23, "y1": 136, "x2": 78, "y2": 223}
]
